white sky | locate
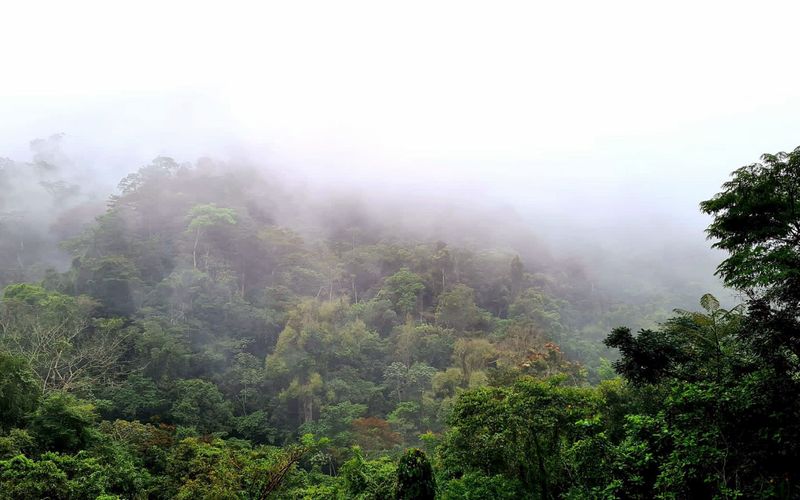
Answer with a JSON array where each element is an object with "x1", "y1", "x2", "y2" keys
[{"x1": 1, "y1": 0, "x2": 799, "y2": 238}]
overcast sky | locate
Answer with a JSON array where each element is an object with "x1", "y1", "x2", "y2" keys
[{"x1": 2, "y1": 0, "x2": 799, "y2": 263}]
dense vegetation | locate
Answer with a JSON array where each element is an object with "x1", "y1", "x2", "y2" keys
[{"x1": 1, "y1": 142, "x2": 799, "y2": 498}]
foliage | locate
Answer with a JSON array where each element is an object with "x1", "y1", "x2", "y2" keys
[
  {"x1": 380, "y1": 269, "x2": 425, "y2": 318},
  {"x1": 439, "y1": 472, "x2": 528, "y2": 500},
  {"x1": 1, "y1": 145, "x2": 798, "y2": 498},
  {"x1": 395, "y1": 448, "x2": 435, "y2": 500},
  {"x1": 340, "y1": 446, "x2": 397, "y2": 500},
  {"x1": 0, "y1": 351, "x2": 40, "y2": 430},
  {"x1": 435, "y1": 285, "x2": 487, "y2": 332},
  {"x1": 440, "y1": 377, "x2": 602, "y2": 498},
  {"x1": 29, "y1": 392, "x2": 97, "y2": 454},
  {"x1": 700, "y1": 146, "x2": 800, "y2": 305},
  {"x1": 0, "y1": 285, "x2": 130, "y2": 392},
  {"x1": 169, "y1": 379, "x2": 234, "y2": 435}
]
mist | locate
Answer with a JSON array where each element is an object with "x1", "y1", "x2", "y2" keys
[
  {"x1": 0, "y1": 96, "x2": 755, "y2": 309},
  {"x1": 4, "y1": 1, "x2": 800, "y2": 303}
]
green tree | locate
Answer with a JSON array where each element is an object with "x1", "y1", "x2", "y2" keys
[
  {"x1": 102, "y1": 374, "x2": 167, "y2": 421},
  {"x1": 164, "y1": 435, "x2": 323, "y2": 499},
  {"x1": 452, "y1": 338, "x2": 495, "y2": 386},
  {"x1": 0, "y1": 285, "x2": 130, "y2": 391},
  {"x1": 186, "y1": 203, "x2": 237, "y2": 269},
  {"x1": 0, "y1": 352, "x2": 40, "y2": 430},
  {"x1": 170, "y1": 379, "x2": 234, "y2": 434},
  {"x1": 435, "y1": 285, "x2": 485, "y2": 333},
  {"x1": 340, "y1": 446, "x2": 397, "y2": 500},
  {"x1": 440, "y1": 472, "x2": 527, "y2": 500},
  {"x1": 384, "y1": 362, "x2": 436, "y2": 404},
  {"x1": 700, "y1": 145, "x2": 800, "y2": 306},
  {"x1": 395, "y1": 448, "x2": 436, "y2": 500},
  {"x1": 300, "y1": 401, "x2": 366, "y2": 448},
  {"x1": 29, "y1": 392, "x2": 97, "y2": 453},
  {"x1": 508, "y1": 288, "x2": 564, "y2": 335},
  {"x1": 440, "y1": 377, "x2": 601, "y2": 499},
  {"x1": 379, "y1": 269, "x2": 425, "y2": 318},
  {"x1": 393, "y1": 322, "x2": 454, "y2": 369}
]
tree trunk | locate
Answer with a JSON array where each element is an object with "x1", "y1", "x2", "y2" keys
[{"x1": 193, "y1": 228, "x2": 200, "y2": 268}]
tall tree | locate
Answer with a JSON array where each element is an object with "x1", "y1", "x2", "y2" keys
[
  {"x1": 185, "y1": 204, "x2": 237, "y2": 270},
  {"x1": 700, "y1": 146, "x2": 800, "y2": 308}
]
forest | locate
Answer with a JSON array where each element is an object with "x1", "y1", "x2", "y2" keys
[{"x1": 2, "y1": 141, "x2": 800, "y2": 499}]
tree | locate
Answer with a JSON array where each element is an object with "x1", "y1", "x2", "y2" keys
[
  {"x1": 0, "y1": 351, "x2": 40, "y2": 431},
  {"x1": 602, "y1": 299, "x2": 747, "y2": 496},
  {"x1": 78, "y1": 255, "x2": 140, "y2": 315},
  {"x1": 440, "y1": 378, "x2": 601, "y2": 498},
  {"x1": 0, "y1": 285, "x2": 130, "y2": 391},
  {"x1": 102, "y1": 374, "x2": 167, "y2": 422},
  {"x1": 379, "y1": 269, "x2": 425, "y2": 318},
  {"x1": 351, "y1": 417, "x2": 402, "y2": 453},
  {"x1": 300, "y1": 401, "x2": 366, "y2": 448},
  {"x1": 508, "y1": 288, "x2": 564, "y2": 335},
  {"x1": 509, "y1": 255, "x2": 526, "y2": 299},
  {"x1": 691, "y1": 146, "x2": 800, "y2": 496},
  {"x1": 186, "y1": 204, "x2": 237, "y2": 269},
  {"x1": 384, "y1": 362, "x2": 436, "y2": 403},
  {"x1": 435, "y1": 285, "x2": 485, "y2": 333},
  {"x1": 605, "y1": 299, "x2": 798, "y2": 497},
  {"x1": 603, "y1": 326, "x2": 684, "y2": 385},
  {"x1": 395, "y1": 448, "x2": 435, "y2": 500},
  {"x1": 452, "y1": 339, "x2": 495, "y2": 386},
  {"x1": 280, "y1": 373, "x2": 324, "y2": 425},
  {"x1": 170, "y1": 379, "x2": 234, "y2": 434},
  {"x1": 164, "y1": 434, "x2": 324, "y2": 499},
  {"x1": 440, "y1": 472, "x2": 527, "y2": 500},
  {"x1": 700, "y1": 145, "x2": 800, "y2": 307},
  {"x1": 384, "y1": 362, "x2": 411, "y2": 403},
  {"x1": 29, "y1": 392, "x2": 97, "y2": 453},
  {"x1": 340, "y1": 446, "x2": 397, "y2": 499},
  {"x1": 393, "y1": 322, "x2": 454, "y2": 369},
  {"x1": 605, "y1": 294, "x2": 744, "y2": 385}
]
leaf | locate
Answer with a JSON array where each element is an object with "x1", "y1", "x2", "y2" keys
[{"x1": 699, "y1": 294, "x2": 719, "y2": 313}]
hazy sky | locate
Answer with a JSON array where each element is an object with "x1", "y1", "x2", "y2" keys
[{"x1": 2, "y1": 0, "x2": 799, "y2": 252}]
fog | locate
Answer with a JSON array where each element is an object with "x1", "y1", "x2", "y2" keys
[{"x1": 3, "y1": 1, "x2": 800, "y2": 306}]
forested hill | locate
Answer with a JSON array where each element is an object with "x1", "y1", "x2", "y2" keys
[
  {"x1": 0, "y1": 148, "x2": 687, "y2": 378},
  {"x1": 2, "y1": 145, "x2": 799, "y2": 498}
]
